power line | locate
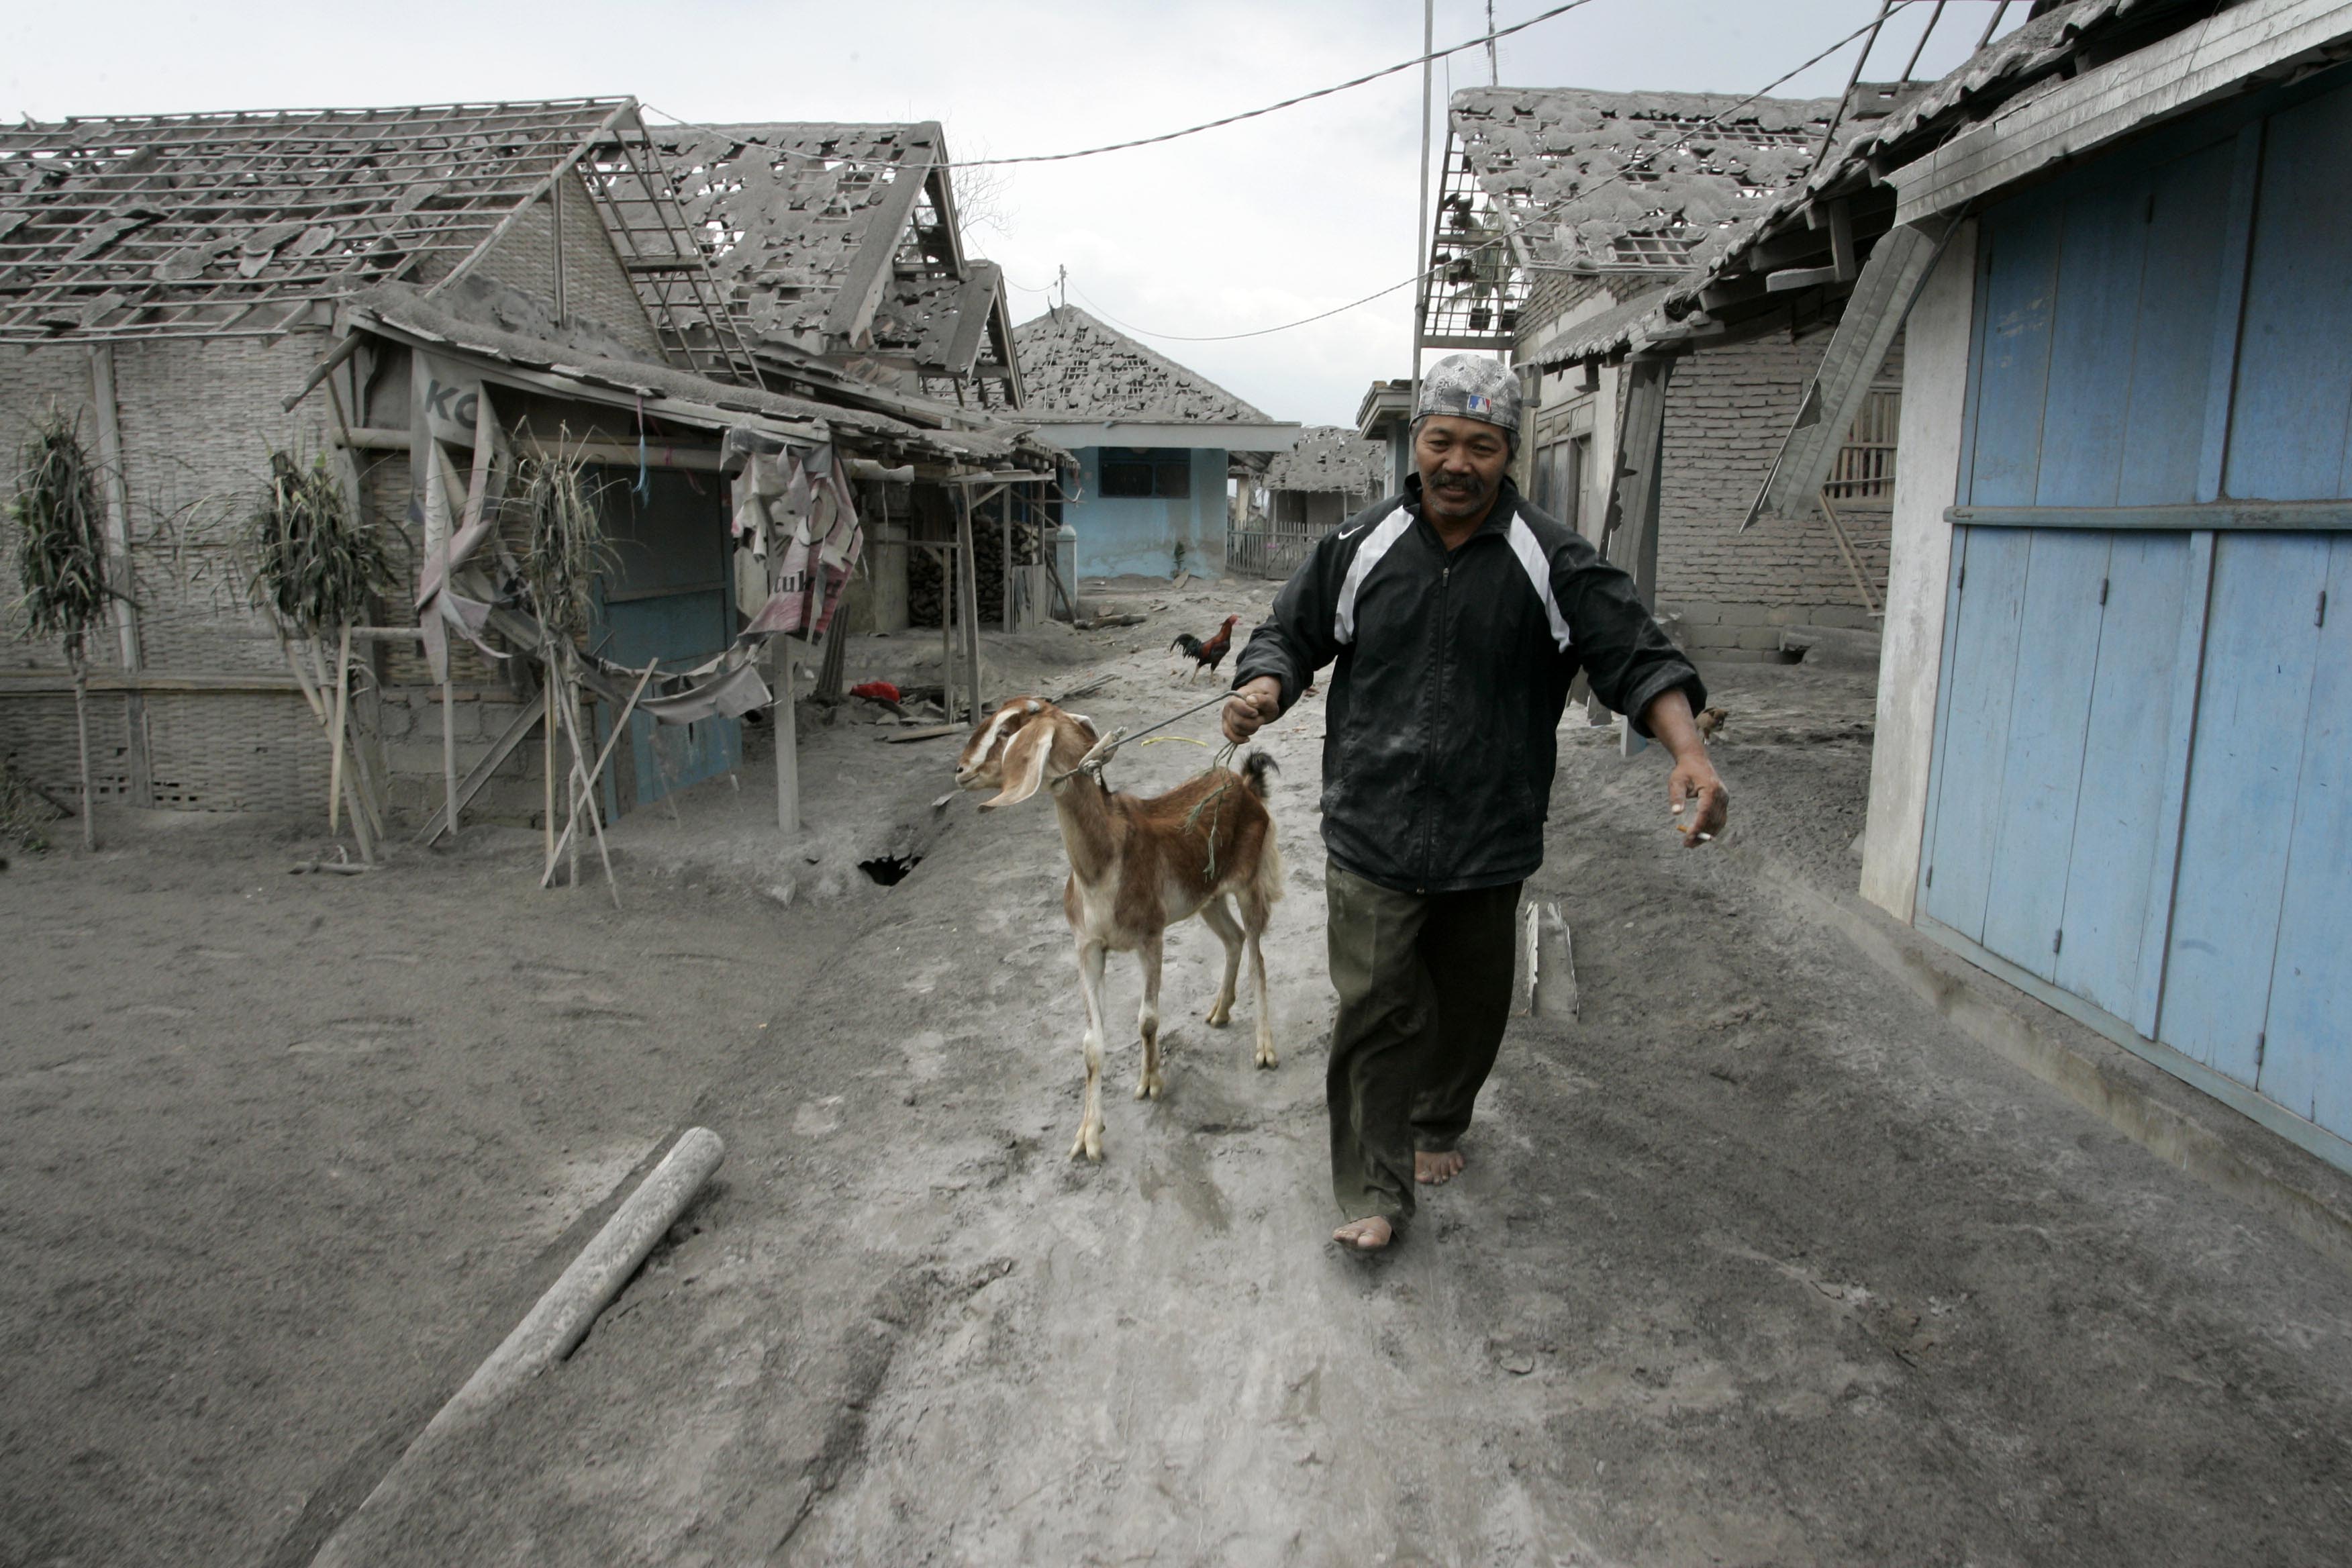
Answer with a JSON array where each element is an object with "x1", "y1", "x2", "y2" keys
[
  {"x1": 644, "y1": 2, "x2": 1604, "y2": 173},
  {"x1": 955, "y1": 0, "x2": 1604, "y2": 166},
  {"x1": 1064, "y1": 5, "x2": 1903, "y2": 346}
]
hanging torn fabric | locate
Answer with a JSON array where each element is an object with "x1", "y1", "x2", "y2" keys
[
  {"x1": 727, "y1": 433, "x2": 862, "y2": 641},
  {"x1": 636, "y1": 658, "x2": 773, "y2": 726},
  {"x1": 411, "y1": 354, "x2": 513, "y2": 679}
]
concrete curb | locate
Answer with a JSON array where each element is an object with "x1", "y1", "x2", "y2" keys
[{"x1": 1739, "y1": 848, "x2": 2352, "y2": 1272}]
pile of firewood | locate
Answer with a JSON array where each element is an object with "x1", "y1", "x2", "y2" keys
[{"x1": 908, "y1": 519, "x2": 1040, "y2": 627}]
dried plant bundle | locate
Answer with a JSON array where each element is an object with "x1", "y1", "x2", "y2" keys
[
  {"x1": 514, "y1": 439, "x2": 612, "y2": 640},
  {"x1": 246, "y1": 450, "x2": 392, "y2": 636},
  {"x1": 10, "y1": 411, "x2": 109, "y2": 650}
]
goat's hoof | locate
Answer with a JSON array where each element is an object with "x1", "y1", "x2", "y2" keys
[
  {"x1": 1205, "y1": 1003, "x2": 1231, "y2": 1028},
  {"x1": 1255, "y1": 1046, "x2": 1278, "y2": 1070},
  {"x1": 1136, "y1": 1071, "x2": 1165, "y2": 1100},
  {"x1": 1071, "y1": 1124, "x2": 1104, "y2": 1161}
]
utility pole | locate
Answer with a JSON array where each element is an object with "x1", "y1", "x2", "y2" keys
[
  {"x1": 1410, "y1": 0, "x2": 1434, "y2": 415},
  {"x1": 1486, "y1": 1, "x2": 1499, "y2": 85}
]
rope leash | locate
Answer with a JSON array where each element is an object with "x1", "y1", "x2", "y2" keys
[
  {"x1": 1041, "y1": 689, "x2": 1253, "y2": 881},
  {"x1": 1049, "y1": 688, "x2": 1236, "y2": 785}
]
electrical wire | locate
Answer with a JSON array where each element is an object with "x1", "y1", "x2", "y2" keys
[
  {"x1": 956, "y1": 0, "x2": 1604, "y2": 166},
  {"x1": 1061, "y1": 5, "x2": 1907, "y2": 344},
  {"x1": 642, "y1": 1, "x2": 1602, "y2": 172}
]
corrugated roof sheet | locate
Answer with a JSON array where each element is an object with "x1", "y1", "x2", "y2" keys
[{"x1": 1013, "y1": 306, "x2": 1276, "y2": 424}]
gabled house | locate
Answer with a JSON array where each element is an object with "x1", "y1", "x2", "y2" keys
[
  {"x1": 0, "y1": 98, "x2": 1052, "y2": 828},
  {"x1": 1687, "y1": 0, "x2": 2352, "y2": 1172},
  {"x1": 1013, "y1": 306, "x2": 1297, "y2": 580}
]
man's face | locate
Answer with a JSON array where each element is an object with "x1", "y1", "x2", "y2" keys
[{"x1": 1414, "y1": 415, "x2": 1512, "y2": 526}]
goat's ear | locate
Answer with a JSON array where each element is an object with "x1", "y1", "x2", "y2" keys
[{"x1": 981, "y1": 716, "x2": 1055, "y2": 810}]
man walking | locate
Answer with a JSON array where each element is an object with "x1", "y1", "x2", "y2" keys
[{"x1": 1224, "y1": 354, "x2": 1727, "y2": 1253}]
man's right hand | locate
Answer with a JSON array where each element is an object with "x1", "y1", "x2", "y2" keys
[{"x1": 1224, "y1": 676, "x2": 1283, "y2": 745}]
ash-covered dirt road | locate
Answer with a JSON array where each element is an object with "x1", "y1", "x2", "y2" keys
[{"x1": 6, "y1": 578, "x2": 2351, "y2": 1567}]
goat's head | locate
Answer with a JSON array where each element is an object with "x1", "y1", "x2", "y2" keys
[{"x1": 954, "y1": 697, "x2": 1099, "y2": 810}]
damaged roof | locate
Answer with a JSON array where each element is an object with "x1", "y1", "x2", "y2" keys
[
  {"x1": 1447, "y1": 86, "x2": 1841, "y2": 275},
  {"x1": 1524, "y1": 1, "x2": 2275, "y2": 367},
  {"x1": 1013, "y1": 306, "x2": 1277, "y2": 426},
  {"x1": 1663, "y1": 0, "x2": 2210, "y2": 318},
  {"x1": 343, "y1": 281, "x2": 1059, "y2": 469},
  {"x1": 1263, "y1": 426, "x2": 1387, "y2": 494},
  {"x1": 649, "y1": 121, "x2": 1022, "y2": 397},
  {"x1": 0, "y1": 98, "x2": 744, "y2": 373}
]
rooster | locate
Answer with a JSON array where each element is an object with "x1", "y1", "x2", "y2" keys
[{"x1": 1170, "y1": 615, "x2": 1240, "y2": 683}]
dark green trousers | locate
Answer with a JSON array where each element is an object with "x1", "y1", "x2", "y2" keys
[{"x1": 1324, "y1": 857, "x2": 1522, "y2": 1226}]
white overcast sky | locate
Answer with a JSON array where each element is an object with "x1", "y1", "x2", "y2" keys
[{"x1": 3, "y1": 1, "x2": 2025, "y2": 427}]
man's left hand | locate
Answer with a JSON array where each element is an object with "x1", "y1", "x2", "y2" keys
[
  {"x1": 1640, "y1": 687, "x2": 1729, "y2": 848},
  {"x1": 1669, "y1": 758, "x2": 1728, "y2": 848}
]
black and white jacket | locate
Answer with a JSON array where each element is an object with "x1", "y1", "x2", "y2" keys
[{"x1": 1232, "y1": 474, "x2": 1702, "y2": 894}]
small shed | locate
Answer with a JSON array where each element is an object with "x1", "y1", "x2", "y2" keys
[
  {"x1": 1012, "y1": 307, "x2": 1296, "y2": 580},
  {"x1": 1230, "y1": 426, "x2": 1387, "y2": 578}
]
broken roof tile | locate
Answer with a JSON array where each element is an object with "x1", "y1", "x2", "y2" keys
[{"x1": 1449, "y1": 86, "x2": 1839, "y2": 275}]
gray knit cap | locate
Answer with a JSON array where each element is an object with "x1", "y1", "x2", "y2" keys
[{"x1": 1414, "y1": 353, "x2": 1522, "y2": 437}]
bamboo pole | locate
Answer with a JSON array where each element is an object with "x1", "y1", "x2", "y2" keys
[
  {"x1": 440, "y1": 674, "x2": 460, "y2": 844},
  {"x1": 541, "y1": 640, "x2": 556, "y2": 869},
  {"x1": 71, "y1": 649, "x2": 93, "y2": 851},
  {"x1": 774, "y1": 642, "x2": 799, "y2": 834},
  {"x1": 552, "y1": 656, "x2": 621, "y2": 909},
  {"x1": 328, "y1": 624, "x2": 352, "y2": 835},
  {"x1": 542, "y1": 658, "x2": 655, "y2": 886}
]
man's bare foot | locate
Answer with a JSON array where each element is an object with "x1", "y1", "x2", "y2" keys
[
  {"x1": 1332, "y1": 1216, "x2": 1393, "y2": 1252},
  {"x1": 1416, "y1": 1148, "x2": 1465, "y2": 1185}
]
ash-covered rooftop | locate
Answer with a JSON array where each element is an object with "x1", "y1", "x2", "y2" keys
[
  {"x1": 1013, "y1": 306, "x2": 1275, "y2": 426},
  {"x1": 1263, "y1": 426, "x2": 1387, "y2": 494},
  {"x1": 650, "y1": 121, "x2": 1019, "y2": 401},
  {"x1": 1448, "y1": 87, "x2": 1840, "y2": 277},
  {"x1": 0, "y1": 97, "x2": 748, "y2": 380}
]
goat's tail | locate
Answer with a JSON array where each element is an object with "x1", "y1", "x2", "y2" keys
[{"x1": 1238, "y1": 750, "x2": 1278, "y2": 801}]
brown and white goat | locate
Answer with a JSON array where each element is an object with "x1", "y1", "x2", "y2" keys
[{"x1": 955, "y1": 697, "x2": 1283, "y2": 1162}]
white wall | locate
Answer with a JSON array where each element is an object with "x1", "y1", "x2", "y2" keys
[{"x1": 1860, "y1": 220, "x2": 1977, "y2": 919}]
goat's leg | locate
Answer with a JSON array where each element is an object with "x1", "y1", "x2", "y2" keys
[
  {"x1": 1073, "y1": 938, "x2": 1110, "y2": 1161},
  {"x1": 1135, "y1": 930, "x2": 1166, "y2": 1101},
  {"x1": 1198, "y1": 895, "x2": 1244, "y2": 1028},
  {"x1": 1241, "y1": 894, "x2": 1277, "y2": 1069}
]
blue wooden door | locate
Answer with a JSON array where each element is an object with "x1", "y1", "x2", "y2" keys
[
  {"x1": 1924, "y1": 526, "x2": 2200, "y2": 1011},
  {"x1": 591, "y1": 467, "x2": 740, "y2": 809},
  {"x1": 1924, "y1": 67, "x2": 2352, "y2": 1167},
  {"x1": 2257, "y1": 534, "x2": 2352, "y2": 1135},
  {"x1": 2053, "y1": 533, "x2": 2204, "y2": 1032}
]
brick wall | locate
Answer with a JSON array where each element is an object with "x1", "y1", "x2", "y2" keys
[{"x1": 1653, "y1": 326, "x2": 1903, "y2": 661}]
